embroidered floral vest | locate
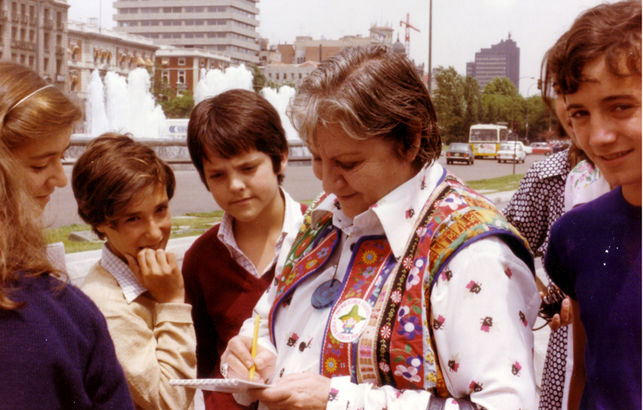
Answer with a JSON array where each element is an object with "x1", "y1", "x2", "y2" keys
[{"x1": 269, "y1": 174, "x2": 533, "y2": 397}]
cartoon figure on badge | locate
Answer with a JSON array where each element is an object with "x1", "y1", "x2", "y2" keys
[
  {"x1": 330, "y1": 298, "x2": 372, "y2": 343},
  {"x1": 339, "y1": 305, "x2": 365, "y2": 335}
]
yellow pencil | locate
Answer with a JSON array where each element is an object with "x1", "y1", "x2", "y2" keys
[{"x1": 249, "y1": 314, "x2": 260, "y2": 381}]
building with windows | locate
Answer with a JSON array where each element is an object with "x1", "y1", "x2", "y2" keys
[
  {"x1": 0, "y1": 0, "x2": 70, "y2": 89},
  {"x1": 113, "y1": 0, "x2": 260, "y2": 66},
  {"x1": 154, "y1": 45, "x2": 230, "y2": 97},
  {"x1": 67, "y1": 21, "x2": 158, "y2": 97},
  {"x1": 262, "y1": 60, "x2": 317, "y2": 88},
  {"x1": 466, "y1": 34, "x2": 520, "y2": 91},
  {"x1": 66, "y1": 21, "x2": 159, "y2": 132},
  {"x1": 259, "y1": 26, "x2": 395, "y2": 87},
  {"x1": 275, "y1": 26, "x2": 394, "y2": 65}
]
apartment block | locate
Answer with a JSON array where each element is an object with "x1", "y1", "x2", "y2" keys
[
  {"x1": 0, "y1": 0, "x2": 70, "y2": 89},
  {"x1": 113, "y1": 0, "x2": 260, "y2": 66}
]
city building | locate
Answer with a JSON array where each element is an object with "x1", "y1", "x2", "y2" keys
[
  {"x1": 155, "y1": 45, "x2": 230, "y2": 97},
  {"x1": 259, "y1": 25, "x2": 395, "y2": 87},
  {"x1": 0, "y1": 0, "x2": 70, "y2": 89},
  {"x1": 262, "y1": 60, "x2": 317, "y2": 87},
  {"x1": 113, "y1": 0, "x2": 260, "y2": 66},
  {"x1": 276, "y1": 26, "x2": 394, "y2": 65},
  {"x1": 68, "y1": 20, "x2": 158, "y2": 98},
  {"x1": 66, "y1": 20, "x2": 159, "y2": 132},
  {"x1": 466, "y1": 34, "x2": 520, "y2": 91}
]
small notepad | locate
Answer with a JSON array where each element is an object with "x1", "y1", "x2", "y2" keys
[{"x1": 169, "y1": 378, "x2": 270, "y2": 393}]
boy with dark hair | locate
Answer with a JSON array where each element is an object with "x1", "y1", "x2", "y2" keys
[
  {"x1": 183, "y1": 89, "x2": 306, "y2": 409},
  {"x1": 543, "y1": 1, "x2": 641, "y2": 408},
  {"x1": 72, "y1": 133, "x2": 197, "y2": 409}
]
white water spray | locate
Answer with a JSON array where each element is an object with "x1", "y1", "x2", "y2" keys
[{"x1": 85, "y1": 65, "x2": 300, "y2": 141}]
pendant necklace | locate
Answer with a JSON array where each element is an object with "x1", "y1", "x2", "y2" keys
[{"x1": 311, "y1": 264, "x2": 342, "y2": 309}]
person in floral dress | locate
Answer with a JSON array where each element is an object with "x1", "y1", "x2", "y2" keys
[{"x1": 221, "y1": 45, "x2": 541, "y2": 409}]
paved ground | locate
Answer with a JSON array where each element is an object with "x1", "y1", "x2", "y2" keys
[{"x1": 44, "y1": 154, "x2": 549, "y2": 228}]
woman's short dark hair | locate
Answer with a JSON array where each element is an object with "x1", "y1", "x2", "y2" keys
[
  {"x1": 71, "y1": 133, "x2": 176, "y2": 239},
  {"x1": 187, "y1": 89, "x2": 289, "y2": 185},
  {"x1": 288, "y1": 45, "x2": 441, "y2": 171}
]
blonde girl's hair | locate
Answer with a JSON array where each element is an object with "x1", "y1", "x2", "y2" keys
[
  {"x1": 0, "y1": 144, "x2": 64, "y2": 310},
  {"x1": 0, "y1": 61, "x2": 82, "y2": 150}
]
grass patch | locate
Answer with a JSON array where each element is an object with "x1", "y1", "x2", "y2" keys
[
  {"x1": 44, "y1": 224, "x2": 100, "y2": 253},
  {"x1": 45, "y1": 178, "x2": 522, "y2": 254},
  {"x1": 466, "y1": 173, "x2": 524, "y2": 193},
  {"x1": 44, "y1": 211, "x2": 223, "y2": 253}
]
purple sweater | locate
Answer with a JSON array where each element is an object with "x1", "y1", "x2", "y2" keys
[
  {"x1": 546, "y1": 187, "x2": 641, "y2": 409},
  {"x1": 0, "y1": 273, "x2": 134, "y2": 409}
]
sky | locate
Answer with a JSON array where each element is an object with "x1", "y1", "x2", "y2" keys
[{"x1": 68, "y1": 0, "x2": 611, "y2": 96}]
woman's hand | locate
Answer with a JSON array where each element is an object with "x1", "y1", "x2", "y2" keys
[
  {"x1": 252, "y1": 372, "x2": 331, "y2": 410},
  {"x1": 221, "y1": 335, "x2": 276, "y2": 383},
  {"x1": 549, "y1": 296, "x2": 573, "y2": 330},
  {"x1": 126, "y1": 248, "x2": 184, "y2": 303}
]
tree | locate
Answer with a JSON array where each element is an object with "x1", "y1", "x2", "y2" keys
[
  {"x1": 481, "y1": 77, "x2": 523, "y2": 134},
  {"x1": 161, "y1": 91, "x2": 194, "y2": 119},
  {"x1": 482, "y1": 76, "x2": 520, "y2": 97},
  {"x1": 462, "y1": 76, "x2": 481, "y2": 135},
  {"x1": 432, "y1": 66, "x2": 466, "y2": 143},
  {"x1": 433, "y1": 70, "x2": 551, "y2": 143},
  {"x1": 251, "y1": 64, "x2": 267, "y2": 93},
  {"x1": 522, "y1": 95, "x2": 550, "y2": 140}
]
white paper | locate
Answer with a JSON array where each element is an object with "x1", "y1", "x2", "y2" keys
[{"x1": 169, "y1": 378, "x2": 270, "y2": 393}]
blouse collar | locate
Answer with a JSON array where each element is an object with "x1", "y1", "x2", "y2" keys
[{"x1": 312, "y1": 162, "x2": 446, "y2": 259}]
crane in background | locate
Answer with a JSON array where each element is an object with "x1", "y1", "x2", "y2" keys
[{"x1": 399, "y1": 13, "x2": 420, "y2": 56}]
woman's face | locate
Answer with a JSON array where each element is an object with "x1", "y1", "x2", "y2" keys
[
  {"x1": 11, "y1": 125, "x2": 72, "y2": 210},
  {"x1": 311, "y1": 123, "x2": 418, "y2": 218}
]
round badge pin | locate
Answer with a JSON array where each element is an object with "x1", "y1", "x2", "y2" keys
[{"x1": 330, "y1": 298, "x2": 372, "y2": 343}]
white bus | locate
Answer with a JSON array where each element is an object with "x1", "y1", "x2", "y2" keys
[{"x1": 468, "y1": 124, "x2": 509, "y2": 158}]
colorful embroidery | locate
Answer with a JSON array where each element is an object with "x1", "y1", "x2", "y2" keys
[
  {"x1": 269, "y1": 173, "x2": 533, "y2": 400},
  {"x1": 321, "y1": 237, "x2": 392, "y2": 380}
]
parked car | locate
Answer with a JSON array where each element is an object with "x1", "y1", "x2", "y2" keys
[
  {"x1": 446, "y1": 143, "x2": 475, "y2": 165},
  {"x1": 503, "y1": 140, "x2": 531, "y2": 155},
  {"x1": 530, "y1": 142, "x2": 553, "y2": 155},
  {"x1": 497, "y1": 142, "x2": 526, "y2": 163}
]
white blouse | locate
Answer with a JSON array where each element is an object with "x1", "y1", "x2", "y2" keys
[{"x1": 237, "y1": 163, "x2": 540, "y2": 409}]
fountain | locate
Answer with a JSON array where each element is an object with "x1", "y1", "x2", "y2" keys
[
  {"x1": 86, "y1": 67, "x2": 168, "y2": 139},
  {"x1": 84, "y1": 65, "x2": 301, "y2": 142},
  {"x1": 194, "y1": 65, "x2": 254, "y2": 104}
]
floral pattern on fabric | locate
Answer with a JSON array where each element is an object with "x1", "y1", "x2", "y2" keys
[{"x1": 238, "y1": 164, "x2": 539, "y2": 410}]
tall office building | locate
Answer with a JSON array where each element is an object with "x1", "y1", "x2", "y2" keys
[
  {"x1": 113, "y1": 0, "x2": 259, "y2": 66},
  {"x1": 466, "y1": 34, "x2": 519, "y2": 91}
]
